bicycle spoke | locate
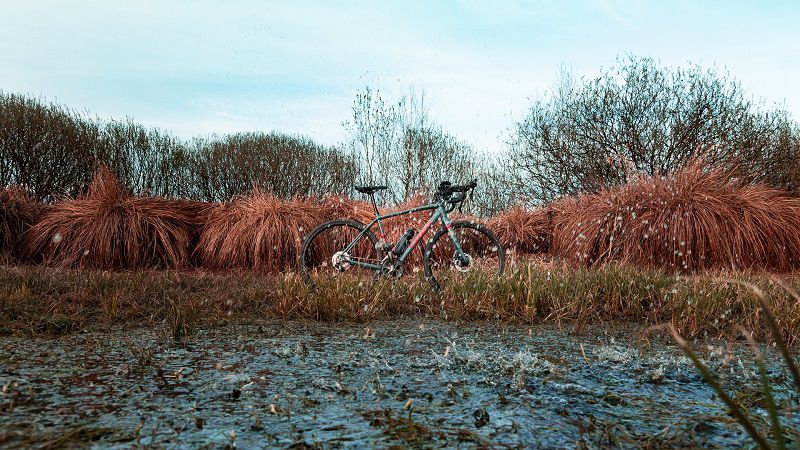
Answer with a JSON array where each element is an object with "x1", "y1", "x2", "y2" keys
[
  {"x1": 424, "y1": 221, "x2": 505, "y2": 290},
  {"x1": 299, "y1": 220, "x2": 381, "y2": 278}
]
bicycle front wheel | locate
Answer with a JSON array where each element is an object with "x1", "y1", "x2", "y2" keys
[
  {"x1": 298, "y1": 219, "x2": 381, "y2": 280},
  {"x1": 423, "y1": 221, "x2": 505, "y2": 292}
]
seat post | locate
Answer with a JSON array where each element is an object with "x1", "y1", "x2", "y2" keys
[{"x1": 369, "y1": 193, "x2": 385, "y2": 235}]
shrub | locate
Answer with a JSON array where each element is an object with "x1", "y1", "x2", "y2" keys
[
  {"x1": 550, "y1": 160, "x2": 800, "y2": 272},
  {"x1": 23, "y1": 167, "x2": 199, "y2": 269},
  {"x1": 196, "y1": 189, "x2": 322, "y2": 271}
]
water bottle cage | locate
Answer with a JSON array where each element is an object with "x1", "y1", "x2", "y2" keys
[{"x1": 392, "y1": 229, "x2": 416, "y2": 256}]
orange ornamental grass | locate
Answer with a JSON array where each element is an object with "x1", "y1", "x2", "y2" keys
[
  {"x1": 487, "y1": 204, "x2": 553, "y2": 255},
  {"x1": 1, "y1": 186, "x2": 44, "y2": 257},
  {"x1": 197, "y1": 189, "x2": 322, "y2": 272},
  {"x1": 319, "y1": 192, "x2": 430, "y2": 234},
  {"x1": 550, "y1": 160, "x2": 800, "y2": 273},
  {"x1": 318, "y1": 194, "x2": 375, "y2": 224},
  {"x1": 23, "y1": 167, "x2": 200, "y2": 270}
]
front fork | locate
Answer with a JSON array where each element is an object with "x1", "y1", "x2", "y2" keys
[{"x1": 439, "y1": 210, "x2": 469, "y2": 266}]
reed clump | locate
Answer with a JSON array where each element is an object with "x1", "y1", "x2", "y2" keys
[
  {"x1": 550, "y1": 160, "x2": 800, "y2": 273},
  {"x1": 0, "y1": 187, "x2": 43, "y2": 258},
  {"x1": 22, "y1": 167, "x2": 199, "y2": 270},
  {"x1": 488, "y1": 205, "x2": 553, "y2": 254},
  {"x1": 196, "y1": 189, "x2": 321, "y2": 271},
  {"x1": 318, "y1": 194, "x2": 374, "y2": 224}
]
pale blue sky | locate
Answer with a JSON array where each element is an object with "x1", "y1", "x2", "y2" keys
[{"x1": 1, "y1": 1, "x2": 798, "y2": 152}]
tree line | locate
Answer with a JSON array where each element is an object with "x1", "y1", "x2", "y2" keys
[
  {"x1": 0, "y1": 94, "x2": 356, "y2": 203},
  {"x1": 2, "y1": 56, "x2": 799, "y2": 216}
]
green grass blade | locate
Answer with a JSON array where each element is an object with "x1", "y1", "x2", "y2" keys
[
  {"x1": 668, "y1": 324, "x2": 771, "y2": 449},
  {"x1": 740, "y1": 325, "x2": 786, "y2": 450},
  {"x1": 724, "y1": 278, "x2": 800, "y2": 393},
  {"x1": 763, "y1": 278, "x2": 800, "y2": 392}
]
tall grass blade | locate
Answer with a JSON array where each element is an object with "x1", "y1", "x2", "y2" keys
[
  {"x1": 739, "y1": 326, "x2": 786, "y2": 450},
  {"x1": 725, "y1": 279, "x2": 800, "y2": 393},
  {"x1": 667, "y1": 323, "x2": 771, "y2": 449}
]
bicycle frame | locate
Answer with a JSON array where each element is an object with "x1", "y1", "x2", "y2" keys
[{"x1": 341, "y1": 200, "x2": 466, "y2": 271}]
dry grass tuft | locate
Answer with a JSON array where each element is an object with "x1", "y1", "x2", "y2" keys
[
  {"x1": 197, "y1": 189, "x2": 321, "y2": 272},
  {"x1": 3, "y1": 263, "x2": 800, "y2": 345},
  {"x1": 318, "y1": 194, "x2": 375, "y2": 224},
  {"x1": 1, "y1": 187, "x2": 44, "y2": 257},
  {"x1": 550, "y1": 160, "x2": 800, "y2": 273},
  {"x1": 488, "y1": 205, "x2": 553, "y2": 254},
  {"x1": 22, "y1": 166, "x2": 199, "y2": 270}
]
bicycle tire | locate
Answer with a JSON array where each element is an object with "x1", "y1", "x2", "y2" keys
[
  {"x1": 298, "y1": 219, "x2": 380, "y2": 282},
  {"x1": 423, "y1": 221, "x2": 505, "y2": 292}
]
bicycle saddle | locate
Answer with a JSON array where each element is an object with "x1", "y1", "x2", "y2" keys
[{"x1": 355, "y1": 185, "x2": 388, "y2": 195}]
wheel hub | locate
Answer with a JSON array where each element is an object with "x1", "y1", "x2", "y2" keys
[
  {"x1": 453, "y1": 253, "x2": 472, "y2": 272},
  {"x1": 332, "y1": 251, "x2": 351, "y2": 271}
]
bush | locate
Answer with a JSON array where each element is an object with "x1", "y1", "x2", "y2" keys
[
  {"x1": 0, "y1": 93, "x2": 357, "y2": 203},
  {"x1": 0, "y1": 187, "x2": 44, "y2": 257},
  {"x1": 550, "y1": 160, "x2": 800, "y2": 272},
  {"x1": 22, "y1": 167, "x2": 201, "y2": 269}
]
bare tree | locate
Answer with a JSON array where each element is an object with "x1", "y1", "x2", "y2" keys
[
  {"x1": 508, "y1": 56, "x2": 800, "y2": 203},
  {"x1": 343, "y1": 86, "x2": 491, "y2": 206},
  {"x1": 187, "y1": 132, "x2": 356, "y2": 202},
  {"x1": 342, "y1": 87, "x2": 399, "y2": 187}
]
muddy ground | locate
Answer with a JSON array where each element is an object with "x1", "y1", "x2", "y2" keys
[{"x1": 1, "y1": 320, "x2": 798, "y2": 448}]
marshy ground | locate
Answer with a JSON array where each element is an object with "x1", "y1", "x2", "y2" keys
[{"x1": 2, "y1": 320, "x2": 798, "y2": 448}]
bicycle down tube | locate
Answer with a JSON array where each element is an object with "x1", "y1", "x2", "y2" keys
[{"x1": 342, "y1": 203, "x2": 466, "y2": 270}]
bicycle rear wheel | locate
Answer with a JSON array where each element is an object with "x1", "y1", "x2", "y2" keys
[
  {"x1": 423, "y1": 221, "x2": 505, "y2": 292},
  {"x1": 298, "y1": 219, "x2": 381, "y2": 280}
]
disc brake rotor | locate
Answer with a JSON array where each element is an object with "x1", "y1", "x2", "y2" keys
[{"x1": 453, "y1": 253, "x2": 473, "y2": 272}]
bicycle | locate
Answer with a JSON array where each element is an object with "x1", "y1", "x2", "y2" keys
[{"x1": 298, "y1": 180, "x2": 505, "y2": 291}]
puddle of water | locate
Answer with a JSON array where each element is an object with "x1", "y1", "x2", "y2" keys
[{"x1": 0, "y1": 320, "x2": 797, "y2": 448}]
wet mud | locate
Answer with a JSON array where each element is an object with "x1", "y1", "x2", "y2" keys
[{"x1": 1, "y1": 320, "x2": 798, "y2": 448}]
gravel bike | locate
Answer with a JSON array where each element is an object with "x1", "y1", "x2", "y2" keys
[{"x1": 298, "y1": 180, "x2": 505, "y2": 291}]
